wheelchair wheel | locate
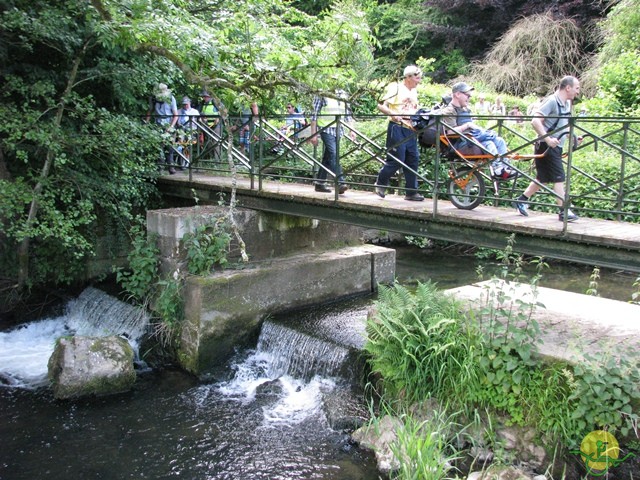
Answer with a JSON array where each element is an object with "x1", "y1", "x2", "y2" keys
[{"x1": 447, "y1": 168, "x2": 485, "y2": 210}]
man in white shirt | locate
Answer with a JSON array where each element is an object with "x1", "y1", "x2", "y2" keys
[{"x1": 374, "y1": 65, "x2": 424, "y2": 201}]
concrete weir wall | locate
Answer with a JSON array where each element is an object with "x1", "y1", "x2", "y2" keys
[
  {"x1": 147, "y1": 206, "x2": 396, "y2": 375},
  {"x1": 181, "y1": 245, "x2": 394, "y2": 373}
]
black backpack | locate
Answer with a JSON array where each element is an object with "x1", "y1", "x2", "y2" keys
[{"x1": 411, "y1": 107, "x2": 441, "y2": 147}]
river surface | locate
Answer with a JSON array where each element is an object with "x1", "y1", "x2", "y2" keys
[{"x1": 0, "y1": 246, "x2": 637, "y2": 480}]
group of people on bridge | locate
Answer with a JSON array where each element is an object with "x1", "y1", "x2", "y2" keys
[
  {"x1": 147, "y1": 69, "x2": 583, "y2": 223},
  {"x1": 368, "y1": 66, "x2": 582, "y2": 222}
]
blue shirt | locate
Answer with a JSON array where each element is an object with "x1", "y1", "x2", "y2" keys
[{"x1": 150, "y1": 96, "x2": 177, "y2": 126}]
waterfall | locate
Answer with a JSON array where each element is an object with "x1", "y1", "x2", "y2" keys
[
  {"x1": 256, "y1": 320, "x2": 351, "y2": 381},
  {"x1": 0, "y1": 287, "x2": 149, "y2": 389},
  {"x1": 65, "y1": 287, "x2": 149, "y2": 340},
  {"x1": 217, "y1": 319, "x2": 359, "y2": 428}
]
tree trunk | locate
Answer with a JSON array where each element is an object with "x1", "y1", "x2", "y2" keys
[{"x1": 16, "y1": 44, "x2": 88, "y2": 288}]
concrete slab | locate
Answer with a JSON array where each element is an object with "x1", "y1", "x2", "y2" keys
[
  {"x1": 447, "y1": 280, "x2": 640, "y2": 363},
  {"x1": 179, "y1": 244, "x2": 396, "y2": 374},
  {"x1": 147, "y1": 206, "x2": 366, "y2": 276}
]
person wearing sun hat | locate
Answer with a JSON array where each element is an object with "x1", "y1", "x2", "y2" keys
[
  {"x1": 146, "y1": 83, "x2": 179, "y2": 174},
  {"x1": 374, "y1": 64, "x2": 425, "y2": 201}
]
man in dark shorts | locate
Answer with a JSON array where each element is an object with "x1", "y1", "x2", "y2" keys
[{"x1": 513, "y1": 76, "x2": 581, "y2": 222}]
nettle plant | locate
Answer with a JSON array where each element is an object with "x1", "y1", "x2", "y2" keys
[
  {"x1": 182, "y1": 217, "x2": 232, "y2": 276},
  {"x1": 471, "y1": 235, "x2": 640, "y2": 446},
  {"x1": 470, "y1": 236, "x2": 556, "y2": 429},
  {"x1": 116, "y1": 222, "x2": 160, "y2": 303}
]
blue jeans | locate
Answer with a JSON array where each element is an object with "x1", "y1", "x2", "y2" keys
[
  {"x1": 470, "y1": 128, "x2": 508, "y2": 156},
  {"x1": 316, "y1": 131, "x2": 344, "y2": 183},
  {"x1": 376, "y1": 123, "x2": 419, "y2": 193}
]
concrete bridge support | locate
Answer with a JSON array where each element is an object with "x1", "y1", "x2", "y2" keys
[{"x1": 146, "y1": 206, "x2": 395, "y2": 375}]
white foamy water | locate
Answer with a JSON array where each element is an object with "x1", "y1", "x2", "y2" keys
[
  {"x1": 216, "y1": 319, "x2": 348, "y2": 427},
  {"x1": 0, "y1": 287, "x2": 149, "y2": 389},
  {"x1": 217, "y1": 349, "x2": 337, "y2": 427},
  {"x1": 0, "y1": 318, "x2": 72, "y2": 387}
]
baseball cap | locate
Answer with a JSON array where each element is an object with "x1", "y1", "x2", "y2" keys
[
  {"x1": 403, "y1": 65, "x2": 422, "y2": 77},
  {"x1": 182, "y1": 96, "x2": 191, "y2": 104},
  {"x1": 452, "y1": 82, "x2": 474, "y2": 94}
]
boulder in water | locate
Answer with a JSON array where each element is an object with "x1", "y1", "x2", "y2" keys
[
  {"x1": 254, "y1": 378, "x2": 285, "y2": 406},
  {"x1": 47, "y1": 335, "x2": 136, "y2": 399}
]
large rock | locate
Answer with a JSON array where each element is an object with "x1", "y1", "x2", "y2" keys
[{"x1": 48, "y1": 335, "x2": 136, "y2": 399}]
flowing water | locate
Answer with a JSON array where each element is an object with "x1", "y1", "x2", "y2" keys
[
  {"x1": 0, "y1": 290, "x2": 378, "y2": 480},
  {"x1": 1, "y1": 246, "x2": 637, "y2": 479}
]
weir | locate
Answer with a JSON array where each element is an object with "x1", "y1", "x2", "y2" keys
[
  {"x1": 65, "y1": 287, "x2": 149, "y2": 340},
  {"x1": 257, "y1": 320, "x2": 352, "y2": 381},
  {"x1": 0, "y1": 287, "x2": 148, "y2": 388},
  {"x1": 147, "y1": 205, "x2": 395, "y2": 375}
]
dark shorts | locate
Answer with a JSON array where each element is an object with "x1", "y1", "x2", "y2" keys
[{"x1": 534, "y1": 143, "x2": 565, "y2": 183}]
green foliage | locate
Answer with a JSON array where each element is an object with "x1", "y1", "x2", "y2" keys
[
  {"x1": 183, "y1": 219, "x2": 232, "y2": 275},
  {"x1": 390, "y1": 409, "x2": 462, "y2": 480},
  {"x1": 598, "y1": 50, "x2": 640, "y2": 111},
  {"x1": 154, "y1": 276, "x2": 183, "y2": 329},
  {"x1": 0, "y1": 0, "x2": 163, "y2": 288},
  {"x1": 586, "y1": 266, "x2": 600, "y2": 297},
  {"x1": 0, "y1": 0, "x2": 381, "y2": 292},
  {"x1": 405, "y1": 236, "x2": 432, "y2": 250},
  {"x1": 632, "y1": 275, "x2": 640, "y2": 305},
  {"x1": 590, "y1": 0, "x2": 640, "y2": 109},
  {"x1": 567, "y1": 352, "x2": 640, "y2": 442},
  {"x1": 365, "y1": 281, "x2": 480, "y2": 405},
  {"x1": 597, "y1": 0, "x2": 640, "y2": 63},
  {"x1": 115, "y1": 222, "x2": 160, "y2": 303},
  {"x1": 152, "y1": 275, "x2": 184, "y2": 348},
  {"x1": 569, "y1": 150, "x2": 640, "y2": 222},
  {"x1": 365, "y1": 238, "x2": 640, "y2": 454}
]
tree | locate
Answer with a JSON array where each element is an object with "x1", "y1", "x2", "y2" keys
[
  {"x1": 470, "y1": 13, "x2": 591, "y2": 96},
  {"x1": 0, "y1": 0, "x2": 164, "y2": 295},
  {"x1": 588, "y1": 0, "x2": 640, "y2": 111},
  {"x1": 0, "y1": 0, "x2": 378, "y2": 306}
]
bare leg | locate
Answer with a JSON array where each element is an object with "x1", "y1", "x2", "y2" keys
[{"x1": 552, "y1": 182, "x2": 566, "y2": 206}]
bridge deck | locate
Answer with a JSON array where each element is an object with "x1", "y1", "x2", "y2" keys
[{"x1": 157, "y1": 172, "x2": 640, "y2": 273}]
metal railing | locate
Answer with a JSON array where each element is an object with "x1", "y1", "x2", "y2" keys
[{"x1": 159, "y1": 113, "x2": 640, "y2": 226}]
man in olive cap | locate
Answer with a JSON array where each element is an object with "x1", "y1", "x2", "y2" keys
[{"x1": 440, "y1": 82, "x2": 515, "y2": 180}]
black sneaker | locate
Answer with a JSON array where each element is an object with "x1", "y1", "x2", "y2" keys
[
  {"x1": 315, "y1": 184, "x2": 332, "y2": 193},
  {"x1": 374, "y1": 183, "x2": 386, "y2": 198},
  {"x1": 338, "y1": 184, "x2": 349, "y2": 194},
  {"x1": 404, "y1": 193, "x2": 425, "y2": 202},
  {"x1": 559, "y1": 209, "x2": 579, "y2": 222},
  {"x1": 513, "y1": 200, "x2": 528, "y2": 216}
]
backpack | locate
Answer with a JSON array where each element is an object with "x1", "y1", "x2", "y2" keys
[{"x1": 411, "y1": 107, "x2": 441, "y2": 147}]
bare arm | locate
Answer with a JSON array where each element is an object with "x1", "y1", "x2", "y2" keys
[
  {"x1": 378, "y1": 100, "x2": 401, "y2": 124},
  {"x1": 531, "y1": 113, "x2": 559, "y2": 148}
]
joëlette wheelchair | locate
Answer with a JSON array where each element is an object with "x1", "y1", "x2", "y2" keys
[{"x1": 417, "y1": 121, "x2": 544, "y2": 210}]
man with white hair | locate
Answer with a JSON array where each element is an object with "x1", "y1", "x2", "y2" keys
[{"x1": 374, "y1": 65, "x2": 424, "y2": 201}]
